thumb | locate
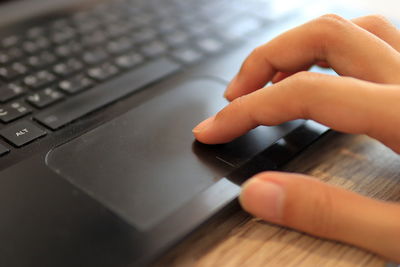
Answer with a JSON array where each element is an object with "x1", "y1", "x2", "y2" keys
[{"x1": 239, "y1": 171, "x2": 400, "y2": 262}]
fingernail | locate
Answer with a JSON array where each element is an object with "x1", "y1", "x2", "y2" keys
[
  {"x1": 224, "y1": 76, "x2": 237, "y2": 100},
  {"x1": 223, "y1": 85, "x2": 233, "y2": 100},
  {"x1": 239, "y1": 178, "x2": 284, "y2": 221},
  {"x1": 192, "y1": 116, "x2": 215, "y2": 134},
  {"x1": 223, "y1": 90, "x2": 231, "y2": 100}
]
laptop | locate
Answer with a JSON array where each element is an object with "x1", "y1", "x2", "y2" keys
[{"x1": 0, "y1": 0, "x2": 329, "y2": 266}]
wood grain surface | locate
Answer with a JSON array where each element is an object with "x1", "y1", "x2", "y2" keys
[{"x1": 153, "y1": 131, "x2": 400, "y2": 266}]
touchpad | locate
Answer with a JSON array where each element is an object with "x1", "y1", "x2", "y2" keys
[{"x1": 46, "y1": 79, "x2": 302, "y2": 231}]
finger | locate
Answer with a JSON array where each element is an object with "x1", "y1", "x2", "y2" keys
[
  {"x1": 272, "y1": 63, "x2": 319, "y2": 83},
  {"x1": 224, "y1": 14, "x2": 400, "y2": 101},
  {"x1": 239, "y1": 171, "x2": 400, "y2": 262},
  {"x1": 316, "y1": 61, "x2": 330, "y2": 68},
  {"x1": 273, "y1": 15, "x2": 400, "y2": 84},
  {"x1": 193, "y1": 72, "x2": 400, "y2": 153},
  {"x1": 272, "y1": 72, "x2": 294, "y2": 83},
  {"x1": 352, "y1": 14, "x2": 400, "y2": 51},
  {"x1": 272, "y1": 63, "x2": 329, "y2": 84},
  {"x1": 272, "y1": 62, "x2": 330, "y2": 84}
]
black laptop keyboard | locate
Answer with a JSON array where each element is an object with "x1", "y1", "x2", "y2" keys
[{"x1": 0, "y1": 0, "x2": 274, "y2": 152}]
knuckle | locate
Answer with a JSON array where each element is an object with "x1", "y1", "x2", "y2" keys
[
  {"x1": 214, "y1": 107, "x2": 228, "y2": 123},
  {"x1": 282, "y1": 180, "x2": 337, "y2": 237},
  {"x1": 215, "y1": 95, "x2": 247, "y2": 122},
  {"x1": 290, "y1": 71, "x2": 312, "y2": 82},
  {"x1": 286, "y1": 72, "x2": 325, "y2": 119},
  {"x1": 364, "y1": 14, "x2": 392, "y2": 28},
  {"x1": 231, "y1": 94, "x2": 247, "y2": 108},
  {"x1": 282, "y1": 71, "x2": 310, "y2": 96},
  {"x1": 293, "y1": 71, "x2": 324, "y2": 82},
  {"x1": 229, "y1": 95, "x2": 257, "y2": 123},
  {"x1": 289, "y1": 71, "x2": 328, "y2": 89},
  {"x1": 286, "y1": 71, "x2": 318, "y2": 95},
  {"x1": 276, "y1": 72, "x2": 312, "y2": 119},
  {"x1": 250, "y1": 45, "x2": 264, "y2": 59},
  {"x1": 308, "y1": 185, "x2": 336, "y2": 236},
  {"x1": 316, "y1": 13, "x2": 348, "y2": 26},
  {"x1": 239, "y1": 46, "x2": 264, "y2": 73},
  {"x1": 360, "y1": 14, "x2": 396, "y2": 33},
  {"x1": 231, "y1": 95, "x2": 248, "y2": 115},
  {"x1": 310, "y1": 14, "x2": 350, "y2": 57}
]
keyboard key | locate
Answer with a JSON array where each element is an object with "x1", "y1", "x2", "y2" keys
[
  {"x1": 171, "y1": 48, "x2": 202, "y2": 64},
  {"x1": 35, "y1": 58, "x2": 180, "y2": 130},
  {"x1": 0, "y1": 52, "x2": 10, "y2": 64},
  {"x1": 80, "y1": 30, "x2": 107, "y2": 47},
  {"x1": 32, "y1": 37, "x2": 51, "y2": 50},
  {"x1": 26, "y1": 27, "x2": 46, "y2": 39},
  {"x1": 0, "y1": 101, "x2": 32, "y2": 123},
  {"x1": 26, "y1": 88, "x2": 65, "y2": 108},
  {"x1": 23, "y1": 70, "x2": 57, "y2": 89},
  {"x1": 163, "y1": 30, "x2": 189, "y2": 47},
  {"x1": 218, "y1": 16, "x2": 262, "y2": 41},
  {"x1": 115, "y1": 52, "x2": 143, "y2": 69},
  {"x1": 178, "y1": 13, "x2": 201, "y2": 25},
  {"x1": 141, "y1": 41, "x2": 168, "y2": 57},
  {"x1": 72, "y1": 10, "x2": 95, "y2": 24},
  {"x1": 0, "y1": 47, "x2": 23, "y2": 64},
  {"x1": 195, "y1": 37, "x2": 223, "y2": 53},
  {"x1": 0, "y1": 83, "x2": 27, "y2": 102},
  {"x1": 8, "y1": 47, "x2": 24, "y2": 60},
  {"x1": 87, "y1": 63, "x2": 119, "y2": 81},
  {"x1": 2, "y1": 35, "x2": 19, "y2": 48},
  {"x1": 58, "y1": 74, "x2": 94, "y2": 94},
  {"x1": 50, "y1": 18, "x2": 70, "y2": 30},
  {"x1": 50, "y1": 27, "x2": 76, "y2": 44},
  {"x1": 100, "y1": 12, "x2": 121, "y2": 24},
  {"x1": 75, "y1": 18, "x2": 101, "y2": 34},
  {"x1": 106, "y1": 37, "x2": 133, "y2": 55},
  {"x1": 26, "y1": 51, "x2": 57, "y2": 68},
  {"x1": 0, "y1": 62, "x2": 28, "y2": 80},
  {"x1": 0, "y1": 143, "x2": 9, "y2": 156},
  {"x1": 128, "y1": 13, "x2": 154, "y2": 27},
  {"x1": 157, "y1": 19, "x2": 178, "y2": 34},
  {"x1": 54, "y1": 41, "x2": 82, "y2": 57},
  {"x1": 0, "y1": 120, "x2": 46, "y2": 147},
  {"x1": 131, "y1": 27, "x2": 157, "y2": 44},
  {"x1": 53, "y1": 58, "x2": 83, "y2": 77},
  {"x1": 82, "y1": 48, "x2": 108, "y2": 64},
  {"x1": 22, "y1": 40, "x2": 40, "y2": 54},
  {"x1": 183, "y1": 22, "x2": 208, "y2": 36},
  {"x1": 104, "y1": 23, "x2": 132, "y2": 39},
  {"x1": 153, "y1": 4, "x2": 175, "y2": 18}
]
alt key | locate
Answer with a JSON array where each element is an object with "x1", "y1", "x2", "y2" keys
[{"x1": 0, "y1": 120, "x2": 46, "y2": 147}]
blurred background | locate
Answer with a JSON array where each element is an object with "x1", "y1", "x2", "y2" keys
[
  {"x1": 335, "y1": 0, "x2": 400, "y2": 18},
  {"x1": 267, "y1": 0, "x2": 400, "y2": 23}
]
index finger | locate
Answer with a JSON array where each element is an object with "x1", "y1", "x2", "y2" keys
[
  {"x1": 194, "y1": 72, "x2": 400, "y2": 153},
  {"x1": 224, "y1": 14, "x2": 400, "y2": 101}
]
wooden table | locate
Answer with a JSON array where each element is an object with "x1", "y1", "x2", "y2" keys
[{"x1": 153, "y1": 132, "x2": 400, "y2": 266}]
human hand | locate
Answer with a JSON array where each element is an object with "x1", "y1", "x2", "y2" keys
[{"x1": 192, "y1": 14, "x2": 400, "y2": 262}]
